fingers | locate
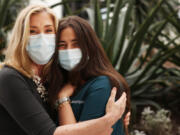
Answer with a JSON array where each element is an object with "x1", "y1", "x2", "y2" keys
[
  {"x1": 106, "y1": 87, "x2": 117, "y2": 113},
  {"x1": 115, "y1": 92, "x2": 126, "y2": 118},
  {"x1": 108, "y1": 87, "x2": 117, "y2": 103},
  {"x1": 116, "y1": 92, "x2": 126, "y2": 106},
  {"x1": 127, "y1": 111, "x2": 131, "y2": 115},
  {"x1": 125, "y1": 112, "x2": 131, "y2": 119},
  {"x1": 124, "y1": 112, "x2": 131, "y2": 126},
  {"x1": 124, "y1": 117, "x2": 129, "y2": 126}
]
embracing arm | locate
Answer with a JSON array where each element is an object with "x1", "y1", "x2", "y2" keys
[
  {"x1": 0, "y1": 67, "x2": 126, "y2": 135},
  {"x1": 54, "y1": 88, "x2": 127, "y2": 135},
  {"x1": 54, "y1": 114, "x2": 112, "y2": 135},
  {"x1": 57, "y1": 79, "x2": 128, "y2": 126}
]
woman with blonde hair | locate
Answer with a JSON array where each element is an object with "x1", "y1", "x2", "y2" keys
[{"x1": 0, "y1": 4, "x2": 127, "y2": 135}]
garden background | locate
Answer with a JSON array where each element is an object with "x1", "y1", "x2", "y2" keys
[{"x1": 0, "y1": 0, "x2": 180, "y2": 134}]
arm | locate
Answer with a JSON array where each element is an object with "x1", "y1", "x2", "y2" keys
[
  {"x1": 54, "y1": 88, "x2": 127, "y2": 135},
  {"x1": 0, "y1": 70, "x2": 56, "y2": 135},
  {"x1": 57, "y1": 84, "x2": 77, "y2": 125},
  {"x1": 56, "y1": 78, "x2": 111, "y2": 125},
  {"x1": 54, "y1": 114, "x2": 113, "y2": 135},
  {"x1": 57, "y1": 101, "x2": 77, "y2": 125},
  {"x1": 57, "y1": 77, "x2": 111, "y2": 125},
  {"x1": 57, "y1": 77, "x2": 126, "y2": 125},
  {"x1": 0, "y1": 68, "x2": 126, "y2": 135}
]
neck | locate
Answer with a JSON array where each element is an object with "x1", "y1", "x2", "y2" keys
[{"x1": 32, "y1": 63, "x2": 43, "y2": 76}]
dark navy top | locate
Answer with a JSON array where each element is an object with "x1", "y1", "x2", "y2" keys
[{"x1": 71, "y1": 76, "x2": 125, "y2": 135}]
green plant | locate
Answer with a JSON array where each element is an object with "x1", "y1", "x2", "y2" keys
[
  {"x1": 0, "y1": 0, "x2": 29, "y2": 61},
  {"x1": 52, "y1": 0, "x2": 180, "y2": 122},
  {"x1": 130, "y1": 130, "x2": 146, "y2": 135},
  {"x1": 140, "y1": 107, "x2": 172, "y2": 135}
]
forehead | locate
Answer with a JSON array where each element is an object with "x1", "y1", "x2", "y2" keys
[
  {"x1": 30, "y1": 11, "x2": 54, "y2": 26},
  {"x1": 59, "y1": 27, "x2": 77, "y2": 40}
]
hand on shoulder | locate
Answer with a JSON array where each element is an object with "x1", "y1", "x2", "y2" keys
[{"x1": 105, "y1": 87, "x2": 127, "y2": 125}]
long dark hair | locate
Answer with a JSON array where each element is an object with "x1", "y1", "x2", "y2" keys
[{"x1": 47, "y1": 16, "x2": 130, "y2": 113}]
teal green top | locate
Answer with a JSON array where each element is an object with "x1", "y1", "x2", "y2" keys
[{"x1": 71, "y1": 76, "x2": 125, "y2": 135}]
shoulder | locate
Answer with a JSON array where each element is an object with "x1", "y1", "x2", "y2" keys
[
  {"x1": 92, "y1": 76, "x2": 110, "y2": 82},
  {"x1": 0, "y1": 66, "x2": 33, "y2": 103},
  {"x1": 75, "y1": 76, "x2": 112, "y2": 97},
  {"x1": 86, "y1": 76, "x2": 111, "y2": 94},
  {"x1": 89, "y1": 76, "x2": 111, "y2": 88},
  {"x1": 0, "y1": 66, "x2": 27, "y2": 86}
]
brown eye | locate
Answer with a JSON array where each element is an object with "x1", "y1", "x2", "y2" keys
[
  {"x1": 58, "y1": 43, "x2": 66, "y2": 49},
  {"x1": 73, "y1": 43, "x2": 79, "y2": 48},
  {"x1": 58, "y1": 44, "x2": 65, "y2": 47},
  {"x1": 72, "y1": 41, "x2": 79, "y2": 48},
  {"x1": 30, "y1": 29, "x2": 37, "y2": 34}
]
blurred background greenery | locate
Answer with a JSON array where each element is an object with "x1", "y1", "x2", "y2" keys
[{"x1": 0, "y1": 0, "x2": 180, "y2": 134}]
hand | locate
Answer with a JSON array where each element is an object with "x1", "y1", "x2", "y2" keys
[
  {"x1": 58, "y1": 83, "x2": 76, "y2": 98},
  {"x1": 124, "y1": 111, "x2": 131, "y2": 126},
  {"x1": 105, "y1": 87, "x2": 127, "y2": 125}
]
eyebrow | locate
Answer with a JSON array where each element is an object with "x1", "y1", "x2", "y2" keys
[
  {"x1": 30, "y1": 25, "x2": 53, "y2": 28},
  {"x1": 72, "y1": 39, "x2": 78, "y2": 42},
  {"x1": 59, "y1": 39, "x2": 78, "y2": 43},
  {"x1": 45, "y1": 25, "x2": 53, "y2": 27},
  {"x1": 59, "y1": 41, "x2": 65, "y2": 43},
  {"x1": 30, "y1": 26, "x2": 37, "y2": 28}
]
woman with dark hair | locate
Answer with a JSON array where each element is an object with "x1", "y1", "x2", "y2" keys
[{"x1": 48, "y1": 16, "x2": 131, "y2": 135}]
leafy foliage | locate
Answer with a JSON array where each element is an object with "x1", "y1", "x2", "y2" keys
[
  {"x1": 132, "y1": 107, "x2": 173, "y2": 135},
  {"x1": 53, "y1": 0, "x2": 180, "y2": 117},
  {"x1": 0, "y1": 0, "x2": 28, "y2": 61}
]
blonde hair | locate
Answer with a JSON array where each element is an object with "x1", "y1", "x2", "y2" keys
[
  {"x1": 5, "y1": 4, "x2": 58, "y2": 78},
  {"x1": 0, "y1": 62, "x2": 4, "y2": 69}
]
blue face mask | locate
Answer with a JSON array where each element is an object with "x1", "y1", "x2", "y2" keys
[
  {"x1": 58, "y1": 48, "x2": 82, "y2": 71},
  {"x1": 26, "y1": 34, "x2": 55, "y2": 65}
]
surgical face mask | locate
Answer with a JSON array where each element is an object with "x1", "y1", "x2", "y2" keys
[
  {"x1": 58, "y1": 48, "x2": 82, "y2": 71},
  {"x1": 26, "y1": 34, "x2": 55, "y2": 65}
]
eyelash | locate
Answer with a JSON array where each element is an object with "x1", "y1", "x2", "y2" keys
[
  {"x1": 30, "y1": 29, "x2": 53, "y2": 34},
  {"x1": 58, "y1": 44, "x2": 66, "y2": 47},
  {"x1": 46, "y1": 29, "x2": 53, "y2": 32},
  {"x1": 30, "y1": 30, "x2": 36, "y2": 33},
  {"x1": 58, "y1": 43, "x2": 79, "y2": 47}
]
